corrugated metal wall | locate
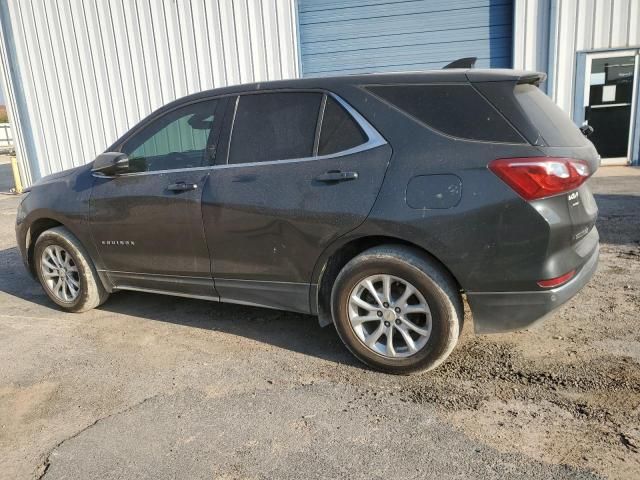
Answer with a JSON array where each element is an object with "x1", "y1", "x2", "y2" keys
[
  {"x1": 514, "y1": 0, "x2": 640, "y2": 112},
  {"x1": 0, "y1": 0, "x2": 300, "y2": 185},
  {"x1": 297, "y1": 0, "x2": 513, "y2": 76}
]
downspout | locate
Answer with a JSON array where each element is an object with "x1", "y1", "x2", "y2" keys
[
  {"x1": 511, "y1": 0, "x2": 518, "y2": 69},
  {"x1": 292, "y1": 0, "x2": 304, "y2": 78},
  {"x1": 546, "y1": 0, "x2": 560, "y2": 100},
  {"x1": 631, "y1": 52, "x2": 640, "y2": 165}
]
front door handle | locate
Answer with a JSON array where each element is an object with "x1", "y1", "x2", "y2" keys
[
  {"x1": 167, "y1": 182, "x2": 198, "y2": 192},
  {"x1": 315, "y1": 170, "x2": 359, "y2": 183}
]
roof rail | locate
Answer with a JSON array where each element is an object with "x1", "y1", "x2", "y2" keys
[{"x1": 443, "y1": 57, "x2": 477, "y2": 69}]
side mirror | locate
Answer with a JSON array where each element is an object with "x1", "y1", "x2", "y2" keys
[{"x1": 92, "y1": 152, "x2": 129, "y2": 176}]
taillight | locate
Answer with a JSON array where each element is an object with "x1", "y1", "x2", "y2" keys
[{"x1": 488, "y1": 157, "x2": 591, "y2": 200}]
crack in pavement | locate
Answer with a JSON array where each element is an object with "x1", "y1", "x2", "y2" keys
[{"x1": 34, "y1": 393, "x2": 161, "y2": 480}]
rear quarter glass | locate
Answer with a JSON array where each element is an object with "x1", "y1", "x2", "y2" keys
[
  {"x1": 318, "y1": 96, "x2": 368, "y2": 155},
  {"x1": 513, "y1": 84, "x2": 587, "y2": 147},
  {"x1": 365, "y1": 84, "x2": 525, "y2": 143}
]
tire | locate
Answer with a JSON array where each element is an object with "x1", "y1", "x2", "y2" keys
[
  {"x1": 34, "y1": 226, "x2": 109, "y2": 313},
  {"x1": 331, "y1": 245, "x2": 463, "y2": 374}
]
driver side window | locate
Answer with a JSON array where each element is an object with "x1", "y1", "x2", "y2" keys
[{"x1": 121, "y1": 99, "x2": 219, "y2": 172}]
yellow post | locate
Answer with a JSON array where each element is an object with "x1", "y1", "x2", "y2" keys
[{"x1": 10, "y1": 156, "x2": 23, "y2": 194}]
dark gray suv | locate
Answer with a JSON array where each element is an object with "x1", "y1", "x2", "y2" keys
[{"x1": 16, "y1": 69, "x2": 599, "y2": 374}]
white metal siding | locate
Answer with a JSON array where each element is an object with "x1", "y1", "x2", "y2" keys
[
  {"x1": 512, "y1": 0, "x2": 551, "y2": 89},
  {"x1": 514, "y1": 0, "x2": 640, "y2": 112},
  {"x1": 0, "y1": 0, "x2": 300, "y2": 186},
  {"x1": 298, "y1": 0, "x2": 513, "y2": 76}
]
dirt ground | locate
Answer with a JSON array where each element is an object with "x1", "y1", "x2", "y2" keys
[
  {"x1": 423, "y1": 169, "x2": 640, "y2": 479},
  {"x1": 0, "y1": 159, "x2": 638, "y2": 479}
]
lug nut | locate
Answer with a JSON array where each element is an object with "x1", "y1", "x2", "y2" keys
[
  {"x1": 395, "y1": 319, "x2": 401, "y2": 325},
  {"x1": 383, "y1": 302, "x2": 389, "y2": 308},
  {"x1": 384, "y1": 321, "x2": 390, "y2": 327},
  {"x1": 377, "y1": 311, "x2": 383, "y2": 317},
  {"x1": 394, "y1": 307, "x2": 401, "y2": 313}
]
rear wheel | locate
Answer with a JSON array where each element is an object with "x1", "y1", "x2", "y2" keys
[
  {"x1": 331, "y1": 245, "x2": 462, "y2": 374},
  {"x1": 34, "y1": 226, "x2": 109, "y2": 312}
]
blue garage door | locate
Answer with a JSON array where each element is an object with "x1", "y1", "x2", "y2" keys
[{"x1": 298, "y1": 0, "x2": 513, "y2": 76}]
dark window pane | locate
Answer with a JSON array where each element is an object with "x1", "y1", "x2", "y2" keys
[
  {"x1": 228, "y1": 92, "x2": 322, "y2": 164},
  {"x1": 122, "y1": 100, "x2": 218, "y2": 172},
  {"x1": 367, "y1": 84, "x2": 523, "y2": 143},
  {"x1": 318, "y1": 96, "x2": 368, "y2": 155}
]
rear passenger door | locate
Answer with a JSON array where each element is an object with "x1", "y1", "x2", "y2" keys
[{"x1": 202, "y1": 91, "x2": 391, "y2": 313}]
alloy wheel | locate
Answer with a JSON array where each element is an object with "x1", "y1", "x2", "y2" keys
[
  {"x1": 348, "y1": 274, "x2": 432, "y2": 358},
  {"x1": 40, "y1": 245, "x2": 81, "y2": 303}
]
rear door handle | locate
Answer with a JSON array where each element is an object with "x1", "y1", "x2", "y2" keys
[
  {"x1": 167, "y1": 182, "x2": 198, "y2": 192},
  {"x1": 315, "y1": 170, "x2": 359, "y2": 182}
]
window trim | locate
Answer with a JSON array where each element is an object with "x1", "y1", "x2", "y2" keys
[
  {"x1": 110, "y1": 90, "x2": 386, "y2": 177},
  {"x1": 316, "y1": 92, "x2": 370, "y2": 157},
  {"x1": 312, "y1": 94, "x2": 328, "y2": 156}
]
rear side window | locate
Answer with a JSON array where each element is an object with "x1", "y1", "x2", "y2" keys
[
  {"x1": 318, "y1": 97, "x2": 368, "y2": 155},
  {"x1": 228, "y1": 92, "x2": 322, "y2": 164},
  {"x1": 367, "y1": 84, "x2": 524, "y2": 143},
  {"x1": 513, "y1": 84, "x2": 586, "y2": 147}
]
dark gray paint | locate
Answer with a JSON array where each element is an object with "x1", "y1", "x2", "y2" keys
[
  {"x1": 15, "y1": 69, "x2": 600, "y2": 333},
  {"x1": 469, "y1": 243, "x2": 599, "y2": 333},
  {"x1": 406, "y1": 174, "x2": 463, "y2": 209},
  {"x1": 201, "y1": 145, "x2": 392, "y2": 311},
  {"x1": 90, "y1": 170, "x2": 212, "y2": 279}
]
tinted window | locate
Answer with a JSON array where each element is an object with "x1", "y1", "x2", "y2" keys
[
  {"x1": 514, "y1": 84, "x2": 587, "y2": 147},
  {"x1": 318, "y1": 97, "x2": 368, "y2": 155},
  {"x1": 122, "y1": 100, "x2": 218, "y2": 172},
  {"x1": 228, "y1": 92, "x2": 322, "y2": 164},
  {"x1": 367, "y1": 84, "x2": 524, "y2": 143}
]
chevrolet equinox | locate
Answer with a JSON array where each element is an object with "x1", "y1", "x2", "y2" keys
[{"x1": 16, "y1": 69, "x2": 600, "y2": 374}]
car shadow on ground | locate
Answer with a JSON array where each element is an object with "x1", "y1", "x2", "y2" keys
[
  {"x1": 0, "y1": 246, "x2": 61, "y2": 310},
  {"x1": 0, "y1": 244, "x2": 359, "y2": 368},
  {"x1": 99, "y1": 289, "x2": 361, "y2": 368}
]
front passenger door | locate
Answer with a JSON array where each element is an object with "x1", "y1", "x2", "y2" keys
[{"x1": 90, "y1": 98, "x2": 226, "y2": 298}]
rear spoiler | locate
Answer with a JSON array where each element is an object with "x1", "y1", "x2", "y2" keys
[
  {"x1": 517, "y1": 72, "x2": 547, "y2": 85},
  {"x1": 443, "y1": 60, "x2": 546, "y2": 86},
  {"x1": 466, "y1": 69, "x2": 547, "y2": 85},
  {"x1": 443, "y1": 57, "x2": 477, "y2": 69}
]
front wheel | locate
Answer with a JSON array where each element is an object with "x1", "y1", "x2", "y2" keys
[
  {"x1": 331, "y1": 245, "x2": 463, "y2": 374},
  {"x1": 34, "y1": 226, "x2": 109, "y2": 312}
]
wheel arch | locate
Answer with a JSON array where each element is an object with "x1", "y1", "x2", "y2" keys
[
  {"x1": 312, "y1": 235, "x2": 462, "y2": 327},
  {"x1": 25, "y1": 218, "x2": 109, "y2": 294}
]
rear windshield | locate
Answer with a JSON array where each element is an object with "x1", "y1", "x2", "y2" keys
[
  {"x1": 367, "y1": 84, "x2": 525, "y2": 143},
  {"x1": 513, "y1": 84, "x2": 586, "y2": 147}
]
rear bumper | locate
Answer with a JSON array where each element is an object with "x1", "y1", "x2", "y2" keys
[{"x1": 467, "y1": 242, "x2": 599, "y2": 334}]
